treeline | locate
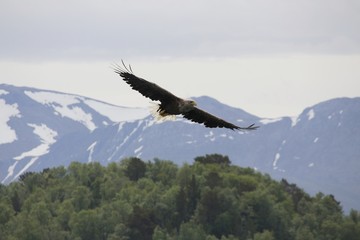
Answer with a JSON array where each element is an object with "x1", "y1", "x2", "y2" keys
[{"x1": 0, "y1": 154, "x2": 359, "y2": 240}]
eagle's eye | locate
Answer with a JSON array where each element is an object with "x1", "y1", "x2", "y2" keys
[{"x1": 191, "y1": 100, "x2": 197, "y2": 106}]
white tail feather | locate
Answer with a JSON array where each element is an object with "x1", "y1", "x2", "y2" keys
[{"x1": 149, "y1": 103, "x2": 176, "y2": 121}]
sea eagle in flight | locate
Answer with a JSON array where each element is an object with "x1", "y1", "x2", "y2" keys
[{"x1": 113, "y1": 61, "x2": 259, "y2": 131}]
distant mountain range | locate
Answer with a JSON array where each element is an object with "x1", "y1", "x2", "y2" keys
[{"x1": 1, "y1": 84, "x2": 359, "y2": 212}]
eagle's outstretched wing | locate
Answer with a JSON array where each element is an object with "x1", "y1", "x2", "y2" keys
[
  {"x1": 113, "y1": 63, "x2": 179, "y2": 103},
  {"x1": 114, "y1": 61, "x2": 259, "y2": 131},
  {"x1": 183, "y1": 107, "x2": 259, "y2": 130}
]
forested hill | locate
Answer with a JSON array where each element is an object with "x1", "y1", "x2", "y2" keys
[{"x1": 0, "y1": 155, "x2": 359, "y2": 240}]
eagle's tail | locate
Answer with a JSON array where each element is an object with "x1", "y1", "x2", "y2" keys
[{"x1": 149, "y1": 103, "x2": 176, "y2": 121}]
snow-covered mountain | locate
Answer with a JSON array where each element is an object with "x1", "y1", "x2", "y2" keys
[
  {"x1": 0, "y1": 84, "x2": 148, "y2": 182},
  {"x1": 1, "y1": 84, "x2": 359, "y2": 212}
]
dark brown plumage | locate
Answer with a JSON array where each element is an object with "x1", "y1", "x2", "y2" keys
[{"x1": 113, "y1": 61, "x2": 259, "y2": 131}]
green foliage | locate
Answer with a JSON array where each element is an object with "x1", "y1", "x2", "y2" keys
[
  {"x1": 122, "y1": 157, "x2": 147, "y2": 181},
  {"x1": 0, "y1": 154, "x2": 358, "y2": 239},
  {"x1": 195, "y1": 154, "x2": 231, "y2": 166},
  {"x1": 178, "y1": 221, "x2": 207, "y2": 240},
  {"x1": 253, "y1": 230, "x2": 274, "y2": 240}
]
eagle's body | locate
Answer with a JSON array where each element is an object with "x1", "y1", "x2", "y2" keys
[
  {"x1": 158, "y1": 99, "x2": 196, "y2": 116},
  {"x1": 114, "y1": 62, "x2": 258, "y2": 131}
]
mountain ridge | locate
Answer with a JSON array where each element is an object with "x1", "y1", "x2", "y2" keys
[{"x1": 1, "y1": 84, "x2": 359, "y2": 212}]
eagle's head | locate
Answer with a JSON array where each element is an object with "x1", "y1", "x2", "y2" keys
[
  {"x1": 180, "y1": 99, "x2": 197, "y2": 112},
  {"x1": 186, "y1": 99, "x2": 197, "y2": 107}
]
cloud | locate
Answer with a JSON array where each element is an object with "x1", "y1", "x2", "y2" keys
[{"x1": 1, "y1": 0, "x2": 359, "y2": 61}]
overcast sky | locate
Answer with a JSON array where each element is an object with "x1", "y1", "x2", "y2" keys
[{"x1": 1, "y1": 0, "x2": 359, "y2": 118}]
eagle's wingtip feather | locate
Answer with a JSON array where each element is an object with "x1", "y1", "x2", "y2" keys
[
  {"x1": 235, "y1": 123, "x2": 259, "y2": 131},
  {"x1": 111, "y1": 60, "x2": 133, "y2": 76}
]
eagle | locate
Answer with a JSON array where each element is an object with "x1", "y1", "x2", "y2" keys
[{"x1": 113, "y1": 61, "x2": 259, "y2": 131}]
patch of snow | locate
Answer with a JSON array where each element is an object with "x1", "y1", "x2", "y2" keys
[
  {"x1": 291, "y1": 116, "x2": 300, "y2": 127},
  {"x1": 30, "y1": 123, "x2": 57, "y2": 145},
  {"x1": 328, "y1": 115, "x2": 332, "y2": 119},
  {"x1": 220, "y1": 134, "x2": 227, "y2": 138},
  {"x1": 108, "y1": 122, "x2": 141, "y2": 161},
  {"x1": 25, "y1": 91, "x2": 96, "y2": 131},
  {"x1": 0, "y1": 89, "x2": 9, "y2": 95},
  {"x1": 272, "y1": 153, "x2": 285, "y2": 172},
  {"x1": 13, "y1": 157, "x2": 38, "y2": 180},
  {"x1": 14, "y1": 124, "x2": 57, "y2": 161},
  {"x1": 134, "y1": 146, "x2": 143, "y2": 154},
  {"x1": 84, "y1": 99, "x2": 149, "y2": 122},
  {"x1": 236, "y1": 119, "x2": 244, "y2": 122},
  {"x1": 205, "y1": 131, "x2": 214, "y2": 138},
  {"x1": 138, "y1": 137, "x2": 143, "y2": 142},
  {"x1": 338, "y1": 122, "x2": 342, "y2": 127},
  {"x1": 308, "y1": 163, "x2": 314, "y2": 167},
  {"x1": 313, "y1": 137, "x2": 319, "y2": 143},
  {"x1": 24, "y1": 91, "x2": 96, "y2": 131},
  {"x1": 228, "y1": 136, "x2": 234, "y2": 140},
  {"x1": 273, "y1": 153, "x2": 280, "y2": 169},
  {"x1": 117, "y1": 129, "x2": 136, "y2": 149},
  {"x1": 307, "y1": 109, "x2": 315, "y2": 120},
  {"x1": 210, "y1": 137, "x2": 216, "y2": 142},
  {"x1": 293, "y1": 156, "x2": 300, "y2": 160},
  {"x1": 144, "y1": 119, "x2": 157, "y2": 129},
  {"x1": 0, "y1": 99, "x2": 21, "y2": 144},
  {"x1": 1, "y1": 161, "x2": 18, "y2": 184},
  {"x1": 260, "y1": 117, "x2": 282, "y2": 125},
  {"x1": 102, "y1": 121, "x2": 109, "y2": 125},
  {"x1": 87, "y1": 142, "x2": 97, "y2": 163},
  {"x1": 54, "y1": 105, "x2": 96, "y2": 131},
  {"x1": 143, "y1": 117, "x2": 169, "y2": 130},
  {"x1": 277, "y1": 140, "x2": 287, "y2": 152},
  {"x1": 25, "y1": 90, "x2": 80, "y2": 105},
  {"x1": 117, "y1": 122, "x2": 126, "y2": 132},
  {"x1": 339, "y1": 110, "x2": 343, "y2": 114}
]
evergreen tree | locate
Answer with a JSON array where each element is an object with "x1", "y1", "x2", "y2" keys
[{"x1": 123, "y1": 157, "x2": 147, "y2": 181}]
